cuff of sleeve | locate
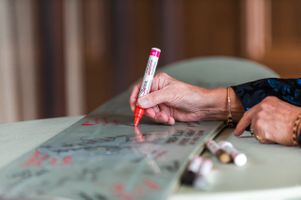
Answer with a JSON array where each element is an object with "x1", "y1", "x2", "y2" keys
[{"x1": 231, "y1": 79, "x2": 272, "y2": 111}]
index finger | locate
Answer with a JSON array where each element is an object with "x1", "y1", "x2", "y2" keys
[
  {"x1": 234, "y1": 106, "x2": 258, "y2": 136},
  {"x1": 129, "y1": 83, "x2": 141, "y2": 112}
]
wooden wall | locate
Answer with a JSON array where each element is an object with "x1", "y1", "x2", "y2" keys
[
  {"x1": 81, "y1": 0, "x2": 242, "y2": 112},
  {"x1": 242, "y1": 0, "x2": 301, "y2": 78},
  {"x1": 0, "y1": 0, "x2": 301, "y2": 122}
]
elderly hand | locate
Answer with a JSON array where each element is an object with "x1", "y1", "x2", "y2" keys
[
  {"x1": 129, "y1": 72, "x2": 243, "y2": 125},
  {"x1": 234, "y1": 96, "x2": 301, "y2": 146}
]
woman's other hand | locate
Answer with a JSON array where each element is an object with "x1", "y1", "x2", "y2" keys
[
  {"x1": 129, "y1": 72, "x2": 243, "y2": 125},
  {"x1": 234, "y1": 96, "x2": 301, "y2": 145}
]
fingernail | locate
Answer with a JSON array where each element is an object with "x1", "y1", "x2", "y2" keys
[
  {"x1": 138, "y1": 97, "x2": 150, "y2": 107},
  {"x1": 169, "y1": 117, "x2": 175, "y2": 125}
]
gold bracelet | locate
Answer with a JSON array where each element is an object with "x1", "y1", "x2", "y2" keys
[
  {"x1": 226, "y1": 87, "x2": 234, "y2": 127},
  {"x1": 292, "y1": 113, "x2": 301, "y2": 146}
]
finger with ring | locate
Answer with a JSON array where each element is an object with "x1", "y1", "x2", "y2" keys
[{"x1": 255, "y1": 134, "x2": 264, "y2": 143}]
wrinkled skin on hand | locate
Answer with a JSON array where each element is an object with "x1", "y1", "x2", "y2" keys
[
  {"x1": 129, "y1": 72, "x2": 224, "y2": 125},
  {"x1": 234, "y1": 96, "x2": 301, "y2": 146}
]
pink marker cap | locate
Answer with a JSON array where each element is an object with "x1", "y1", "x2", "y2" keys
[{"x1": 150, "y1": 47, "x2": 161, "y2": 57}]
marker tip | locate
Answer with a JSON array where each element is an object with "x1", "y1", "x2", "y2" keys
[{"x1": 134, "y1": 118, "x2": 139, "y2": 127}]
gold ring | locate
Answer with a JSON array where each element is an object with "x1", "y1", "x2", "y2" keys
[{"x1": 255, "y1": 134, "x2": 264, "y2": 143}]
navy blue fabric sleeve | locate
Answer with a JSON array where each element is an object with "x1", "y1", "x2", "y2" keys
[{"x1": 231, "y1": 78, "x2": 301, "y2": 111}]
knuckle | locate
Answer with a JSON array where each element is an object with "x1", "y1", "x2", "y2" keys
[
  {"x1": 259, "y1": 101, "x2": 270, "y2": 111},
  {"x1": 157, "y1": 72, "x2": 168, "y2": 78},
  {"x1": 263, "y1": 96, "x2": 273, "y2": 101},
  {"x1": 263, "y1": 96, "x2": 278, "y2": 103},
  {"x1": 259, "y1": 101, "x2": 267, "y2": 108},
  {"x1": 156, "y1": 72, "x2": 164, "y2": 77}
]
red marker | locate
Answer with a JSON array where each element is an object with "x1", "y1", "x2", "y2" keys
[{"x1": 134, "y1": 48, "x2": 161, "y2": 126}]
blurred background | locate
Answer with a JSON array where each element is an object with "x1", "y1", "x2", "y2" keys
[{"x1": 0, "y1": 0, "x2": 301, "y2": 122}]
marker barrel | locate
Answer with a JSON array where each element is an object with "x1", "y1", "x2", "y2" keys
[
  {"x1": 219, "y1": 141, "x2": 247, "y2": 167},
  {"x1": 198, "y1": 159, "x2": 213, "y2": 176},
  {"x1": 188, "y1": 156, "x2": 213, "y2": 176},
  {"x1": 206, "y1": 140, "x2": 232, "y2": 164},
  {"x1": 181, "y1": 156, "x2": 213, "y2": 187},
  {"x1": 193, "y1": 175, "x2": 209, "y2": 190},
  {"x1": 134, "y1": 48, "x2": 161, "y2": 126},
  {"x1": 138, "y1": 48, "x2": 161, "y2": 98}
]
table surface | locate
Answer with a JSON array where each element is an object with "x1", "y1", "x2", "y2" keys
[
  {"x1": 0, "y1": 58, "x2": 296, "y2": 199},
  {"x1": 0, "y1": 115, "x2": 300, "y2": 200}
]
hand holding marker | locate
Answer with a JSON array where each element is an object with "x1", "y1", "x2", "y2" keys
[{"x1": 134, "y1": 48, "x2": 161, "y2": 126}]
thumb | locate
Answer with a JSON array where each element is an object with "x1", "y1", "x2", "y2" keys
[{"x1": 137, "y1": 89, "x2": 171, "y2": 108}]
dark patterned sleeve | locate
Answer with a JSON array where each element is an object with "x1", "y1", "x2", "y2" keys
[{"x1": 231, "y1": 78, "x2": 301, "y2": 111}]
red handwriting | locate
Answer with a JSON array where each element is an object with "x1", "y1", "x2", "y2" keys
[
  {"x1": 114, "y1": 183, "x2": 134, "y2": 200},
  {"x1": 113, "y1": 178, "x2": 160, "y2": 200},
  {"x1": 81, "y1": 117, "x2": 119, "y2": 126},
  {"x1": 23, "y1": 150, "x2": 72, "y2": 167},
  {"x1": 144, "y1": 178, "x2": 160, "y2": 190},
  {"x1": 63, "y1": 156, "x2": 72, "y2": 165},
  {"x1": 24, "y1": 151, "x2": 48, "y2": 167},
  {"x1": 81, "y1": 118, "x2": 102, "y2": 126}
]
